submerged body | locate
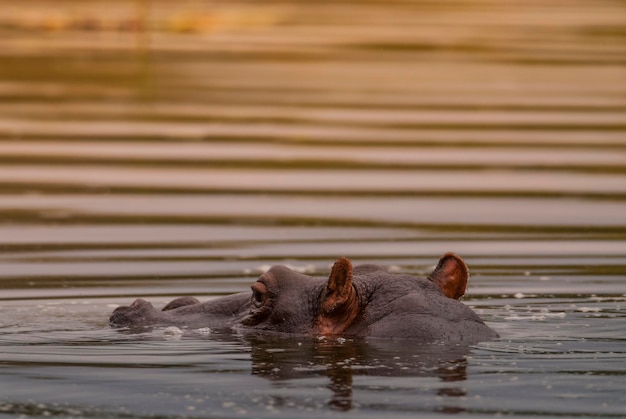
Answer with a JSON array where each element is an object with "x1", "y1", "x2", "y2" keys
[{"x1": 110, "y1": 253, "x2": 498, "y2": 343}]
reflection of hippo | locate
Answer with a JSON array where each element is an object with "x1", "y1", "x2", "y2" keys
[
  {"x1": 110, "y1": 253, "x2": 498, "y2": 343},
  {"x1": 245, "y1": 333, "x2": 472, "y2": 412}
]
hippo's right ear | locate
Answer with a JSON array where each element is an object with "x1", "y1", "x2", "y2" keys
[
  {"x1": 428, "y1": 253, "x2": 469, "y2": 300},
  {"x1": 316, "y1": 258, "x2": 359, "y2": 335}
]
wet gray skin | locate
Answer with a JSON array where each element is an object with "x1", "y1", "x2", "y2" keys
[{"x1": 110, "y1": 253, "x2": 498, "y2": 343}]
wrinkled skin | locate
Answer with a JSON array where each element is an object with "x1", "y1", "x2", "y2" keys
[{"x1": 110, "y1": 253, "x2": 498, "y2": 343}]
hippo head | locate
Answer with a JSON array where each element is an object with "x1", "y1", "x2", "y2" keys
[
  {"x1": 110, "y1": 253, "x2": 496, "y2": 342},
  {"x1": 238, "y1": 253, "x2": 472, "y2": 337}
]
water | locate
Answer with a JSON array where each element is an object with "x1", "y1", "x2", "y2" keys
[{"x1": 1, "y1": 0, "x2": 625, "y2": 417}]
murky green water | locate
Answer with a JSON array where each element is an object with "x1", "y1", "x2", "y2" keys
[{"x1": 1, "y1": 0, "x2": 625, "y2": 417}]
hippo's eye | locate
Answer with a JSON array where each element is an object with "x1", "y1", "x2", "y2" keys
[
  {"x1": 251, "y1": 282, "x2": 267, "y2": 308},
  {"x1": 253, "y1": 290, "x2": 263, "y2": 304}
]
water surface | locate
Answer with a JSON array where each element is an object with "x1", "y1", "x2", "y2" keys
[{"x1": 0, "y1": 0, "x2": 625, "y2": 417}]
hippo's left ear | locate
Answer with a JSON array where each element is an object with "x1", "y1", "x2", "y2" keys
[
  {"x1": 316, "y1": 257, "x2": 360, "y2": 335},
  {"x1": 428, "y1": 253, "x2": 468, "y2": 300}
]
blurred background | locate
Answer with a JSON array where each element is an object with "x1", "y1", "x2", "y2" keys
[{"x1": 0, "y1": 0, "x2": 625, "y2": 297}]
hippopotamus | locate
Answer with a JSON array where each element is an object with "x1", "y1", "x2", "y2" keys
[{"x1": 110, "y1": 253, "x2": 498, "y2": 342}]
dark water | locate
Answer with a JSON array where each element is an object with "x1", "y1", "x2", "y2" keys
[{"x1": 1, "y1": 0, "x2": 625, "y2": 417}]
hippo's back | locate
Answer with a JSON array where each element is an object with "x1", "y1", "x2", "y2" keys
[{"x1": 353, "y1": 275, "x2": 498, "y2": 342}]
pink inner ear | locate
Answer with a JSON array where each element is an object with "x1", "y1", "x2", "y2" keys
[
  {"x1": 326, "y1": 257, "x2": 352, "y2": 295},
  {"x1": 428, "y1": 253, "x2": 469, "y2": 300},
  {"x1": 316, "y1": 257, "x2": 359, "y2": 335}
]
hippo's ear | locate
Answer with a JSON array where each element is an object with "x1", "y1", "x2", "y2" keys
[
  {"x1": 316, "y1": 258, "x2": 359, "y2": 335},
  {"x1": 428, "y1": 253, "x2": 468, "y2": 300}
]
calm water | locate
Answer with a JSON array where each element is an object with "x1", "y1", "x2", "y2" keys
[{"x1": 1, "y1": 0, "x2": 625, "y2": 417}]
